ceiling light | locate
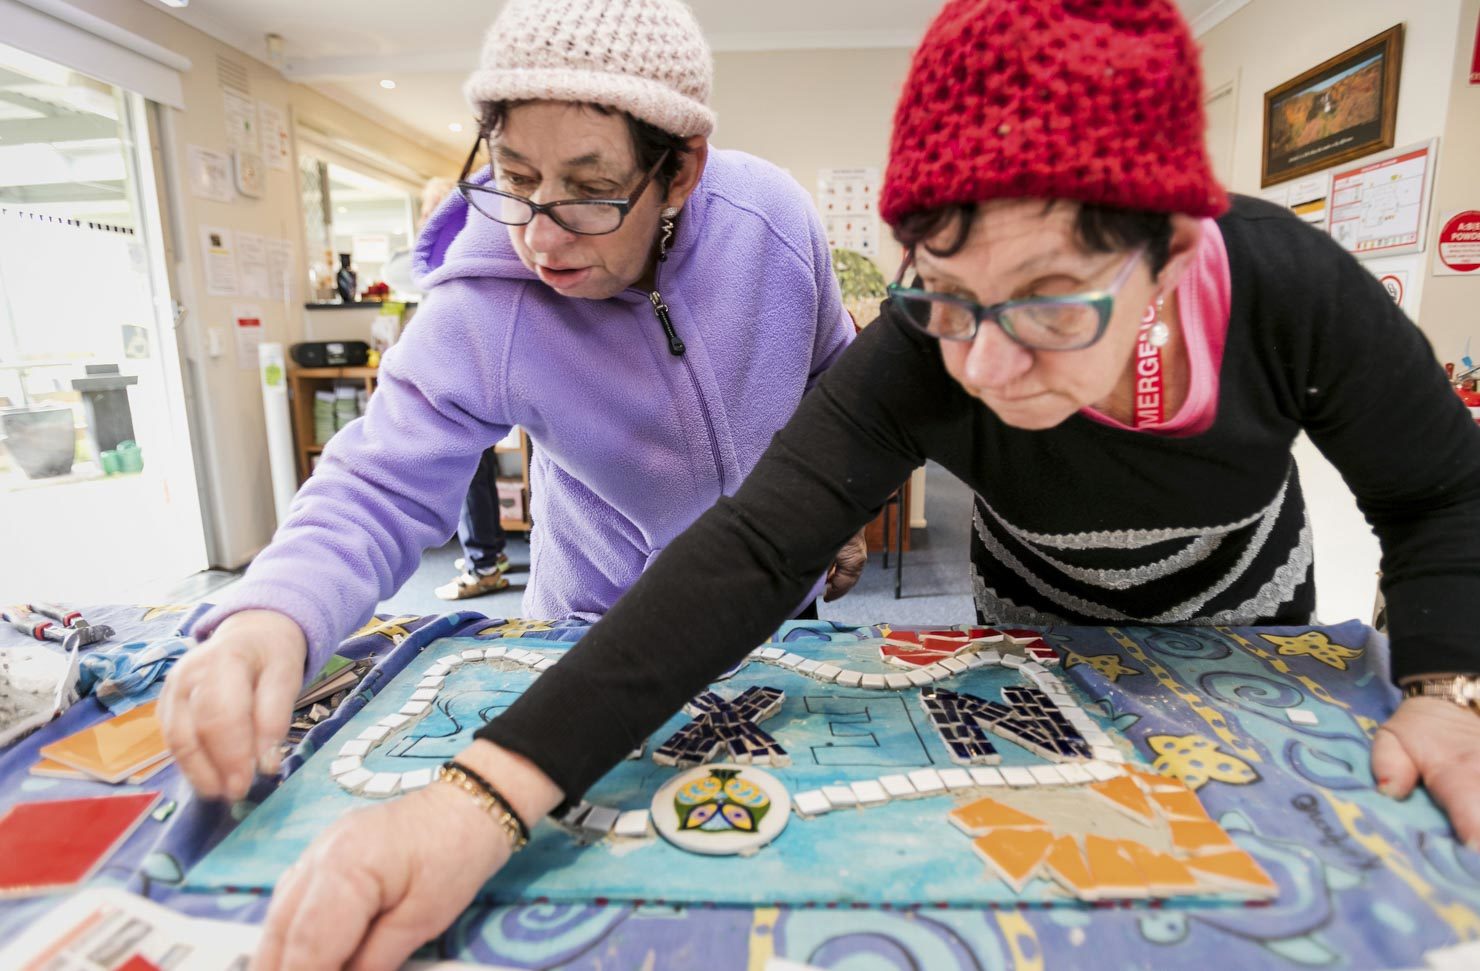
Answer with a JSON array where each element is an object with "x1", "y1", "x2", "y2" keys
[
  {"x1": 156, "y1": 0, "x2": 189, "y2": 7},
  {"x1": 379, "y1": 79, "x2": 396, "y2": 90},
  {"x1": 448, "y1": 122, "x2": 463, "y2": 133}
]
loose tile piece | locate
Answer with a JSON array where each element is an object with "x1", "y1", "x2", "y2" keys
[
  {"x1": 482, "y1": 646, "x2": 507, "y2": 659},
  {"x1": 836, "y1": 670, "x2": 864, "y2": 688},
  {"x1": 338, "y1": 740, "x2": 371, "y2": 758},
  {"x1": 417, "y1": 676, "x2": 445, "y2": 689},
  {"x1": 1287, "y1": 708, "x2": 1319, "y2": 725},
  {"x1": 581, "y1": 806, "x2": 620, "y2": 836},
  {"x1": 378, "y1": 714, "x2": 411, "y2": 730},
  {"x1": 777, "y1": 653, "x2": 805, "y2": 668},
  {"x1": 756, "y1": 647, "x2": 787, "y2": 661},
  {"x1": 1169, "y1": 820, "x2": 1239, "y2": 856},
  {"x1": 860, "y1": 674, "x2": 887, "y2": 690},
  {"x1": 850, "y1": 780, "x2": 889, "y2": 805},
  {"x1": 1056, "y1": 764, "x2": 1094, "y2": 785},
  {"x1": 907, "y1": 768, "x2": 946, "y2": 794},
  {"x1": 879, "y1": 774, "x2": 916, "y2": 798},
  {"x1": 1089, "y1": 776, "x2": 1156, "y2": 824},
  {"x1": 949, "y1": 796, "x2": 1046, "y2": 835},
  {"x1": 968, "y1": 766, "x2": 1006, "y2": 787},
  {"x1": 399, "y1": 701, "x2": 431, "y2": 716},
  {"x1": 939, "y1": 768, "x2": 974, "y2": 791},
  {"x1": 822, "y1": 785, "x2": 858, "y2": 808},
  {"x1": 329, "y1": 757, "x2": 362, "y2": 777},
  {"x1": 613, "y1": 809, "x2": 653, "y2": 838},
  {"x1": 883, "y1": 673, "x2": 913, "y2": 690},
  {"x1": 363, "y1": 773, "x2": 401, "y2": 798},
  {"x1": 812, "y1": 664, "x2": 842, "y2": 683},
  {"x1": 1082, "y1": 835, "x2": 1150, "y2": 899},
  {"x1": 907, "y1": 669, "x2": 936, "y2": 687},
  {"x1": 560, "y1": 802, "x2": 592, "y2": 827},
  {"x1": 1084, "y1": 761, "x2": 1123, "y2": 782},
  {"x1": 357, "y1": 725, "x2": 390, "y2": 742},
  {"x1": 999, "y1": 766, "x2": 1037, "y2": 787},
  {"x1": 793, "y1": 790, "x2": 832, "y2": 817},
  {"x1": 973, "y1": 828, "x2": 1054, "y2": 894},
  {"x1": 1043, "y1": 835, "x2": 1099, "y2": 899},
  {"x1": 400, "y1": 768, "x2": 434, "y2": 791},
  {"x1": 1027, "y1": 765, "x2": 1067, "y2": 786},
  {"x1": 409, "y1": 688, "x2": 439, "y2": 703},
  {"x1": 438, "y1": 654, "x2": 463, "y2": 668},
  {"x1": 1184, "y1": 849, "x2": 1277, "y2": 896},
  {"x1": 796, "y1": 659, "x2": 822, "y2": 675},
  {"x1": 534, "y1": 658, "x2": 557, "y2": 672},
  {"x1": 338, "y1": 768, "x2": 374, "y2": 793},
  {"x1": 460, "y1": 649, "x2": 483, "y2": 662}
]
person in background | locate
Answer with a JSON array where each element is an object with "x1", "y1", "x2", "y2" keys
[
  {"x1": 250, "y1": 2, "x2": 1480, "y2": 968},
  {"x1": 415, "y1": 178, "x2": 517, "y2": 601},
  {"x1": 163, "y1": 0, "x2": 866, "y2": 817}
]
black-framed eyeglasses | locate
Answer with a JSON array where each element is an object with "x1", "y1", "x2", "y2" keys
[
  {"x1": 886, "y1": 246, "x2": 1147, "y2": 351},
  {"x1": 455, "y1": 129, "x2": 669, "y2": 236}
]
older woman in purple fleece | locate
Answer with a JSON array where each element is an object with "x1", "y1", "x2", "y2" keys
[{"x1": 159, "y1": 0, "x2": 863, "y2": 808}]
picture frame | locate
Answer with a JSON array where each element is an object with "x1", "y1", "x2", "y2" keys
[{"x1": 1261, "y1": 25, "x2": 1403, "y2": 187}]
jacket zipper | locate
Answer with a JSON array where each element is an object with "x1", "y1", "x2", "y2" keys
[{"x1": 649, "y1": 287, "x2": 725, "y2": 493}]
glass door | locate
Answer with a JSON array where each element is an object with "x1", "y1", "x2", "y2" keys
[{"x1": 0, "y1": 43, "x2": 206, "y2": 602}]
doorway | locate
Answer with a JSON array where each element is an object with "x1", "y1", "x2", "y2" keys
[{"x1": 0, "y1": 42, "x2": 207, "y2": 602}]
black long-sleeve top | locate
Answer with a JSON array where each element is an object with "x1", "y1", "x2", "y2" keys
[{"x1": 478, "y1": 196, "x2": 1480, "y2": 803}]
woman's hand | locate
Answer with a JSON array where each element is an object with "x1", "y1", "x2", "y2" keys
[
  {"x1": 1371, "y1": 695, "x2": 1480, "y2": 848},
  {"x1": 824, "y1": 529, "x2": 870, "y2": 602},
  {"x1": 253, "y1": 740, "x2": 563, "y2": 971},
  {"x1": 160, "y1": 610, "x2": 308, "y2": 801}
]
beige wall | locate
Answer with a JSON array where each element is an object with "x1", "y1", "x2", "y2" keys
[
  {"x1": 55, "y1": 0, "x2": 460, "y2": 567},
  {"x1": 1198, "y1": 0, "x2": 1463, "y2": 330},
  {"x1": 711, "y1": 47, "x2": 914, "y2": 285},
  {"x1": 1419, "y1": 0, "x2": 1480, "y2": 357},
  {"x1": 1199, "y1": 0, "x2": 1476, "y2": 622}
]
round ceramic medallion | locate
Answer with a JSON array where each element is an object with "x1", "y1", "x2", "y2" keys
[{"x1": 650, "y1": 762, "x2": 791, "y2": 856}]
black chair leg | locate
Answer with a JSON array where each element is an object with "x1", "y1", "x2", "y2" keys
[
  {"x1": 894, "y1": 491, "x2": 905, "y2": 599},
  {"x1": 881, "y1": 498, "x2": 891, "y2": 570}
]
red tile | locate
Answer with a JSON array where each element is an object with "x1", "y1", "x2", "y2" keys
[{"x1": 0, "y1": 793, "x2": 158, "y2": 897}]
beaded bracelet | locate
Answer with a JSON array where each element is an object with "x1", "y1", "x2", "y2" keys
[{"x1": 436, "y1": 761, "x2": 531, "y2": 852}]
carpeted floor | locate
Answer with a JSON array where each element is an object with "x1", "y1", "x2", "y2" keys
[{"x1": 374, "y1": 461, "x2": 977, "y2": 627}]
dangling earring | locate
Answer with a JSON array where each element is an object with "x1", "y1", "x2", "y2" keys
[
  {"x1": 658, "y1": 206, "x2": 679, "y2": 262},
  {"x1": 1146, "y1": 295, "x2": 1170, "y2": 348}
]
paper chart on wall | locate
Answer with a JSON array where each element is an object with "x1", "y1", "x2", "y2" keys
[
  {"x1": 818, "y1": 167, "x2": 880, "y2": 259},
  {"x1": 199, "y1": 226, "x2": 239, "y2": 297},
  {"x1": 258, "y1": 100, "x2": 291, "y2": 170},
  {"x1": 1328, "y1": 140, "x2": 1436, "y2": 259},
  {"x1": 186, "y1": 145, "x2": 235, "y2": 203},
  {"x1": 223, "y1": 89, "x2": 260, "y2": 156},
  {"x1": 233, "y1": 304, "x2": 264, "y2": 372},
  {"x1": 267, "y1": 238, "x2": 296, "y2": 303},
  {"x1": 236, "y1": 231, "x2": 270, "y2": 299}
]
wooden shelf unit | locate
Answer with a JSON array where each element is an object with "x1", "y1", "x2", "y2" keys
[{"x1": 286, "y1": 364, "x2": 533, "y2": 531}]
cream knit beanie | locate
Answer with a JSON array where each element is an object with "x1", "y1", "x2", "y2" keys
[{"x1": 464, "y1": 0, "x2": 715, "y2": 139}]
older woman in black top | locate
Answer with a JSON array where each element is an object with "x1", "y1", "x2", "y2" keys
[{"x1": 255, "y1": 1, "x2": 1480, "y2": 967}]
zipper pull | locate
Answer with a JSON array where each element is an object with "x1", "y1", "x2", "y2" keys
[{"x1": 650, "y1": 290, "x2": 685, "y2": 356}]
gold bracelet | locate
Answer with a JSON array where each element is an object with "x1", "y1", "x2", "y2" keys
[{"x1": 435, "y1": 763, "x2": 529, "y2": 852}]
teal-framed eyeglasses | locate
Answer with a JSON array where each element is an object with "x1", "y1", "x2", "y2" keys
[{"x1": 886, "y1": 246, "x2": 1147, "y2": 351}]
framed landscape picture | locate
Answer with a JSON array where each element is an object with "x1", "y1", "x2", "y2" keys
[{"x1": 1261, "y1": 25, "x2": 1403, "y2": 187}]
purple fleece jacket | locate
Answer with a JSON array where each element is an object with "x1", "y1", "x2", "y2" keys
[{"x1": 194, "y1": 148, "x2": 854, "y2": 676}]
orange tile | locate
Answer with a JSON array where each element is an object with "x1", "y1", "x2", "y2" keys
[
  {"x1": 949, "y1": 797, "x2": 1046, "y2": 835},
  {"x1": 1120, "y1": 841, "x2": 1202, "y2": 896},
  {"x1": 1088, "y1": 776, "x2": 1156, "y2": 824},
  {"x1": 1150, "y1": 789, "x2": 1211, "y2": 821},
  {"x1": 1185, "y1": 850, "x2": 1278, "y2": 897},
  {"x1": 38, "y1": 701, "x2": 168, "y2": 784},
  {"x1": 1124, "y1": 766, "x2": 1184, "y2": 793},
  {"x1": 1168, "y1": 820, "x2": 1238, "y2": 855},
  {"x1": 1043, "y1": 836, "x2": 1099, "y2": 900},
  {"x1": 972, "y1": 828, "x2": 1055, "y2": 894},
  {"x1": 1082, "y1": 835, "x2": 1150, "y2": 899}
]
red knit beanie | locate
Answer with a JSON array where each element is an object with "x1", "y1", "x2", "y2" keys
[{"x1": 880, "y1": 0, "x2": 1228, "y2": 227}]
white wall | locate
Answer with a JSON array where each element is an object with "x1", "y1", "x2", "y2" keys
[
  {"x1": 1198, "y1": 0, "x2": 1471, "y2": 622},
  {"x1": 712, "y1": 47, "x2": 914, "y2": 283},
  {"x1": 43, "y1": 0, "x2": 461, "y2": 568}
]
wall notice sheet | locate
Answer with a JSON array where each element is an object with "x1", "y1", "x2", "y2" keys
[
  {"x1": 818, "y1": 167, "x2": 880, "y2": 258},
  {"x1": 236, "y1": 231, "x2": 270, "y2": 298},
  {"x1": 1328, "y1": 140, "x2": 1435, "y2": 258},
  {"x1": 200, "y1": 226, "x2": 239, "y2": 296}
]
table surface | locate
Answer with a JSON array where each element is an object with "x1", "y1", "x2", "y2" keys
[{"x1": 1, "y1": 605, "x2": 1477, "y2": 971}]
